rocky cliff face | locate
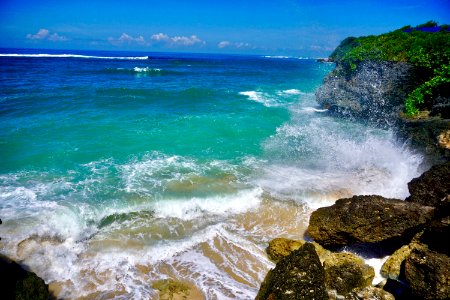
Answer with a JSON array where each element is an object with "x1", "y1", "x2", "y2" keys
[
  {"x1": 315, "y1": 61, "x2": 423, "y2": 126},
  {"x1": 316, "y1": 60, "x2": 450, "y2": 164}
]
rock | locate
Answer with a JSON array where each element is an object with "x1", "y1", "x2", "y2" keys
[
  {"x1": 323, "y1": 252, "x2": 375, "y2": 295},
  {"x1": 265, "y1": 238, "x2": 331, "y2": 263},
  {"x1": 0, "y1": 255, "x2": 49, "y2": 300},
  {"x1": 315, "y1": 61, "x2": 424, "y2": 126},
  {"x1": 397, "y1": 117, "x2": 450, "y2": 165},
  {"x1": 255, "y1": 243, "x2": 328, "y2": 300},
  {"x1": 151, "y1": 278, "x2": 204, "y2": 300},
  {"x1": 380, "y1": 242, "x2": 423, "y2": 280},
  {"x1": 404, "y1": 247, "x2": 450, "y2": 300},
  {"x1": 307, "y1": 195, "x2": 435, "y2": 248},
  {"x1": 344, "y1": 286, "x2": 395, "y2": 300},
  {"x1": 266, "y1": 238, "x2": 304, "y2": 262},
  {"x1": 379, "y1": 279, "x2": 414, "y2": 300},
  {"x1": 406, "y1": 161, "x2": 450, "y2": 208},
  {"x1": 419, "y1": 216, "x2": 450, "y2": 255}
]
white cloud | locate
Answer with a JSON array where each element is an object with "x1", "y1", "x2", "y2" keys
[
  {"x1": 218, "y1": 41, "x2": 231, "y2": 48},
  {"x1": 171, "y1": 35, "x2": 204, "y2": 46},
  {"x1": 108, "y1": 32, "x2": 205, "y2": 48},
  {"x1": 108, "y1": 33, "x2": 148, "y2": 46},
  {"x1": 26, "y1": 29, "x2": 67, "y2": 41},
  {"x1": 151, "y1": 33, "x2": 170, "y2": 42},
  {"x1": 217, "y1": 41, "x2": 252, "y2": 49},
  {"x1": 151, "y1": 33, "x2": 205, "y2": 46},
  {"x1": 48, "y1": 33, "x2": 67, "y2": 41}
]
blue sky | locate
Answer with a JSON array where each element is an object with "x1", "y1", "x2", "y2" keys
[{"x1": 1, "y1": 0, "x2": 449, "y2": 56}]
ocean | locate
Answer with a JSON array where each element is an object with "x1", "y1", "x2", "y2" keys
[{"x1": 0, "y1": 49, "x2": 422, "y2": 299}]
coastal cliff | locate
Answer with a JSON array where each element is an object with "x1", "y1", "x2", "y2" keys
[
  {"x1": 256, "y1": 23, "x2": 450, "y2": 300},
  {"x1": 316, "y1": 22, "x2": 450, "y2": 164},
  {"x1": 316, "y1": 61, "x2": 422, "y2": 125}
]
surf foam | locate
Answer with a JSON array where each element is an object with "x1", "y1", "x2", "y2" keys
[{"x1": 0, "y1": 53, "x2": 148, "y2": 60}]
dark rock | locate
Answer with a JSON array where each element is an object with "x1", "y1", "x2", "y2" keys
[
  {"x1": 307, "y1": 195, "x2": 435, "y2": 248},
  {"x1": 315, "y1": 61, "x2": 424, "y2": 126},
  {"x1": 343, "y1": 286, "x2": 395, "y2": 300},
  {"x1": 317, "y1": 58, "x2": 332, "y2": 63},
  {"x1": 380, "y1": 279, "x2": 414, "y2": 300},
  {"x1": 431, "y1": 103, "x2": 450, "y2": 119},
  {"x1": 406, "y1": 161, "x2": 450, "y2": 208},
  {"x1": 397, "y1": 117, "x2": 450, "y2": 166},
  {"x1": 323, "y1": 252, "x2": 374, "y2": 295},
  {"x1": 420, "y1": 216, "x2": 450, "y2": 255},
  {"x1": 430, "y1": 82, "x2": 450, "y2": 118},
  {"x1": 380, "y1": 242, "x2": 423, "y2": 280},
  {"x1": 405, "y1": 247, "x2": 450, "y2": 300},
  {"x1": 255, "y1": 243, "x2": 328, "y2": 300},
  {"x1": 0, "y1": 255, "x2": 49, "y2": 300}
]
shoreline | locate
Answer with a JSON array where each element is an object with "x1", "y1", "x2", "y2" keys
[{"x1": 0, "y1": 45, "x2": 446, "y2": 298}]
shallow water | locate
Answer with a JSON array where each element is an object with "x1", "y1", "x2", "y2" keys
[{"x1": 0, "y1": 49, "x2": 422, "y2": 299}]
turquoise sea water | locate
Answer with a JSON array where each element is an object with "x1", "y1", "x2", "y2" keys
[{"x1": 0, "y1": 49, "x2": 422, "y2": 299}]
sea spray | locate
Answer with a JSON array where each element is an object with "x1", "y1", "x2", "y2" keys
[{"x1": 0, "y1": 50, "x2": 422, "y2": 298}]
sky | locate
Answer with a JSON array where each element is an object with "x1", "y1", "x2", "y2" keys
[{"x1": 1, "y1": 0, "x2": 449, "y2": 57}]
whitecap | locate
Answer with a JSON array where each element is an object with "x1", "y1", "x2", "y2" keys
[
  {"x1": 133, "y1": 67, "x2": 162, "y2": 73},
  {"x1": 282, "y1": 89, "x2": 302, "y2": 95},
  {"x1": 239, "y1": 91, "x2": 280, "y2": 107},
  {"x1": 0, "y1": 53, "x2": 148, "y2": 60}
]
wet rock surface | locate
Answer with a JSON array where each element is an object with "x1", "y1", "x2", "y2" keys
[
  {"x1": 0, "y1": 255, "x2": 49, "y2": 300},
  {"x1": 404, "y1": 247, "x2": 450, "y2": 300},
  {"x1": 315, "y1": 61, "x2": 423, "y2": 126},
  {"x1": 265, "y1": 238, "x2": 331, "y2": 263},
  {"x1": 380, "y1": 242, "x2": 422, "y2": 280},
  {"x1": 256, "y1": 243, "x2": 328, "y2": 300},
  {"x1": 307, "y1": 195, "x2": 434, "y2": 248},
  {"x1": 343, "y1": 286, "x2": 395, "y2": 300},
  {"x1": 323, "y1": 252, "x2": 374, "y2": 295},
  {"x1": 406, "y1": 161, "x2": 450, "y2": 207}
]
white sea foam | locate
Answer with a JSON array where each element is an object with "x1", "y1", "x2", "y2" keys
[
  {"x1": 239, "y1": 91, "x2": 281, "y2": 107},
  {"x1": 365, "y1": 257, "x2": 389, "y2": 285},
  {"x1": 282, "y1": 89, "x2": 302, "y2": 95},
  {"x1": 0, "y1": 53, "x2": 148, "y2": 60},
  {"x1": 133, "y1": 67, "x2": 162, "y2": 73},
  {"x1": 262, "y1": 55, "x2": 291, "y2": 59},
  {"x1": 300, "y1": 106, "x2": 329, "y2": 113},
  {"x1": 258, "y1": 116, "x2": 422, "y2": 208},
  {"x1": 152, "y1": 188, "x2": 262, "y2": 220}
]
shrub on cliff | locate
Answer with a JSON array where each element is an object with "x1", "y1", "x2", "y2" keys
[{"x1": 329, "y1": 22, "x2": 450, "y2": 116}]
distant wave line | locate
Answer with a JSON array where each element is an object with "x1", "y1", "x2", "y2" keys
[{"x1": 0, "y1": 53, "x2": 148, "y2": 60}]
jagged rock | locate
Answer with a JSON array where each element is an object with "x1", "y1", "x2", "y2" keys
[
  {"x1": 315, "y1": 61, "x2": 423, "y2": 126},
  {"x1": 0, "y1": 255, "x2": 49, "y2": 300},
  {"x1": 344, "y1": 286, "x2": 395, "y2": 300},
  {"x1": 405, "y1": 247, "x2": 450, "y2": 300},
  {"x1": 265, "y1": 238, "x2": 331, "y2": 263},
  {"x1": 397, "y1": 117, "x2": 450, "y2": 165},
  {"x1": 255, "y1": 243, "x2": 328, "y2": 300},
  {"x1": 323, "y1": 252, "x2": 374, "y2": 295},
  {"x1": 308, "y1": 195, "x2": 435, "y2": 248},
  {"x1": 420, "y1": 216, "x2": 450, "y2": 255},
  {"x1": 406, "y1": 161, "x2": 450, "y2": 208},
  {"x1": 380, "y1": 242, "x2": 423, "y2": 280}
]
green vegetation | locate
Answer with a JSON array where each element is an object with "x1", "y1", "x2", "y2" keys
[{"x1": 330, "y1": 22, "x2": 450, "y2": 116}]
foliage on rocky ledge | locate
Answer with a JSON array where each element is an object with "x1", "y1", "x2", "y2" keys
[{"x1": 329, "y1": 21, "x2": 450, "y2": 116}]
